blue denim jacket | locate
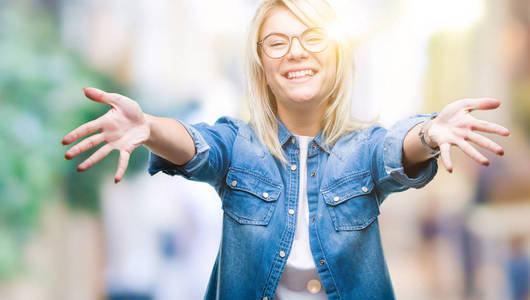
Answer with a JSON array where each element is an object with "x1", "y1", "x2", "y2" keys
[{"x1": 148, "y1": 114, "x2": 438, "y2": 300}]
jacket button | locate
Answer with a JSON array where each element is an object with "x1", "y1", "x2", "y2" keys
[
  {"x1": 333, "y1": 196, "x2": 339, "y2": 202},
  {"x1": 263, "y1": 297, "x2": 269, "y2": 300},
  {"x1": 231, "y1": 180, "x2": 237, "y2": 187},
  {"x1": 319, "y1": 259, "x2": 326, "y2": 266},
  {"x1": 279, "y1": 251, "x2": 286, "y2": 258},
  {"x1": 312, "y1": 216, "x2": 316, "y2": 222},
  {"x1": 311, "y1": 172, "x2": 316, "y2": 177},
  {"x1": 291, "y1": 165, "x2": 297, "y2": 171},
  {"x1": 262, "y1": 192, "x2": 269, "y2": 199},
  {"x1": 288, "y1": 209, "x2": 295, "y2": 215},
  {"x1": 362, "y1": 186, "x2": 368, "y2": 193},
  {"x1": 312, "y1": 144, "x2": 317, "y2": 150},
  {"x1": 291, "y1": 137, "x2": 296, "y2": 144}
]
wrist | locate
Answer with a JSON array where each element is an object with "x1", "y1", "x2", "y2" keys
[
  {"x1": 423, "y1": 121, "x2": 438, "y2": 149},
  {"x1": 143, "y1": 113, "x2": 155, "y2": 146},
  {"x1": 419, "y1": 115, "x2": 440, "y2": 155}
]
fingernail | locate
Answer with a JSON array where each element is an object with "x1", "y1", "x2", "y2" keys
[{"x1": 114, "y1": 178, "x2": 119, "y2": 184}]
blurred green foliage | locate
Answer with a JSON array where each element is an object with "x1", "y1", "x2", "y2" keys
[{"x1": 0, "y1": 2, "x2": 147, "y2": 278}]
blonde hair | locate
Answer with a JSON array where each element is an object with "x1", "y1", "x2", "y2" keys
[{"x1": 244, "y1": 0, "x2": 370, "y2": 164}]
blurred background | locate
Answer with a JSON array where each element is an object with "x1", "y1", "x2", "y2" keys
[{"x1": 0, "y1": 0, "x2": 528, "y2": 299}]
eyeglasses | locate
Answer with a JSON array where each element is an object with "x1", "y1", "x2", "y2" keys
[{"x1": 258, "y1": 27, "x2": 330, "y2": 59}]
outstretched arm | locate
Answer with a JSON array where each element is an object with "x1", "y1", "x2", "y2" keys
[
  {"x1": 403, "y1": 98, "x2": 510, "y2": 173},
  {"x1": 62, "y1": 87, "x2": 195, "y2": 183},
  {"x1": 143, "y1": 114, "x2": 195, "y2": 166}
]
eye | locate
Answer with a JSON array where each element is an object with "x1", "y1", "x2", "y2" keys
[
  {"x1": 270, "y1": 41, "x2": 288, "y2": 47},
  {"x1": 265, "y1": 38, "x2": 289, "y2": 48},
  {"x1": 264, "y1": 34, "x2": 289, "y2": 48},
  {"x1": 306, "y1": 37, "x2": 324, "y2": 44},
  {"x1": 303, "y1": 28, "x2": 327, "y2": 44}
]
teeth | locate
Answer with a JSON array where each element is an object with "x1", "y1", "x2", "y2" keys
[{"x1": 287, "y1": 69, "x2": 314, "y2": 79}]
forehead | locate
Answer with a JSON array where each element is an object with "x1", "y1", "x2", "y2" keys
[{"x1": 260, "y1": 7, "x2": 309, "y2": 39}]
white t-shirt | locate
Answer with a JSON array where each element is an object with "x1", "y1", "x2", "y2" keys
[{"x1": 275, "y1": 135, "x2": 327, "y2": 299}]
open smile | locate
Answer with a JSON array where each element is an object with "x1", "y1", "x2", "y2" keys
[{"x1": 282, "y1": 68, "x2": 318, "y2": 82}]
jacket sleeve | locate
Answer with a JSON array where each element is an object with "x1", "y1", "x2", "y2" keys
[
  {"x1": 147, "y1": 116, "x2": 238, "y2": 188},
  {"x1": 370, "y1": 114, "x2": 439, "y2": 201}
]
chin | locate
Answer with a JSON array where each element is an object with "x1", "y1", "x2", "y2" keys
[
  {"x1": 286, "y1": 95, "x2": 318, "y2": 106},
  {"x1": 288, "y1": 89, "x2": 319, "y2": 103}
]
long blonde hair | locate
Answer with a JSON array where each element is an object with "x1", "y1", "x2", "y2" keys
[{"x1": 244, "y1": 0, "x2": 369, "y2": 164}]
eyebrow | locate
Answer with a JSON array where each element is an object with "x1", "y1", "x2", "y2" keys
[
  {"x1": 261, "y1": 31, "x2": 287, "y2": 38},
  {"x1": 260, "y1": 27, "x2": 316, "y2": 39}
]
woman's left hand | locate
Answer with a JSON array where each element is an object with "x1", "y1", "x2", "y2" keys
[{"x1": 425, "y1": 98, "x2": 510, "y2": 173}]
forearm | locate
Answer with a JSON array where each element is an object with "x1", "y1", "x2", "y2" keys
[
  {"x1": 402, "y1": 121, "x2": 437, "y2": 168},
  {"x1": 143, "y1": 114, "x2": 196, "y2": 166}
]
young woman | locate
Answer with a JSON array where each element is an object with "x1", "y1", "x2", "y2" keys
[{"x1": 63, "y1": 0, "x2": 510, "y2": 299}]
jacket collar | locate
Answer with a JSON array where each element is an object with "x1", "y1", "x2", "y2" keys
[{"x1": 277, "y1": 119, "x2": 331, "y2": 154}]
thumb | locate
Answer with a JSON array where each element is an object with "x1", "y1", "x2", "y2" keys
[{"x1": 83, "y1": 87, "x2": 119, "y2": 106}]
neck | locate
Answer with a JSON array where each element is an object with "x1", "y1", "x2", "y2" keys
[{"x1": 277, "y1": 103, "x2": 325, "y2": 137}]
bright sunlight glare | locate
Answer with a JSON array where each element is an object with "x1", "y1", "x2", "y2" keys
[{"x1": 409, "y1": 0, "x2": 486, "y2": 32}]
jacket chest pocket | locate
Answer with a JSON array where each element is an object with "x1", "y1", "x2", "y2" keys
[
  {"x1": 321, "y1": 171, "x2": 379, "y2": 231},
  {"x1": 222, "y1": 168, "x2": 281, "y2": 225}
]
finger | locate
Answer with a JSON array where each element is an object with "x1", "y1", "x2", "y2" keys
[
  {"x1": 440, "y1": 143, "x2": 452, "y2": 173},
  {"x1": 62, "y1": 119, "x2": 102, "y2": 145},
  {"x1": 471, "y1": 119, "x2": 510, "y2": 136},
  {"x1": 458, "y1": 98, "x2": 501, "y2": 112},
  {"x1": 114, "y1": 151, "x2": 130, "y2": 183},
  {"x1": 456, "y1": 140, "x2": 489, "y2": 166},
  {"x1": 83, "y1": 87, "x2": 121, "y2": 106},
  {"x1": 77, "y1": 144, "x2": 113, "y2": 172},
  {"x1": 466, "y1": 131, "x2": 504, "y2": 156},
  {"x1": 65, "y1": 133, "x2": 105, "y2": 160}
]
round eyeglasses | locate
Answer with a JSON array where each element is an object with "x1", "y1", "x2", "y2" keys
[{"x1": 258, "y1": 27, "x2": 330, "y2": 59}]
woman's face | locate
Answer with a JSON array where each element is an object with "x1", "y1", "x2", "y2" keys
[{"x1": 260, "y1": 7, "x2": 337, "y2": 111}]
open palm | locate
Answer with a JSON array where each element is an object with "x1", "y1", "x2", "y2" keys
[
  {"x1": 62, "y1": 88, "x2": 150, "y2": 183},
  {"x1": 427, "y1": 98, "x2": 510, "y2": 172}
]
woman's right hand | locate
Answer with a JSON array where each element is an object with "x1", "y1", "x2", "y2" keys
[{"x1": 62, "y1": 87, "x2": 150, "y2": 183}]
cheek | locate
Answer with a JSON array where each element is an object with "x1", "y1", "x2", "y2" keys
[
  {"x1": 322, "y1": 55, "x2": 337, "y2": 87},
  {"x1": 262, "y1": 59, "x2": 280, "y2": 86}
]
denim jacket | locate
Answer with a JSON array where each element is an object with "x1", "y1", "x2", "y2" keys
[{"x1": 148, "y1": 114, "x2": 439, "y2": 300}]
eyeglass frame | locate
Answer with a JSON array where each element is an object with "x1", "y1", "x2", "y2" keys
[{"x1": 257, "y1": 27, "x2": 330, "y2": 59}]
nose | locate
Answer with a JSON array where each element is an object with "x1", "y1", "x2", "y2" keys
[{"x1": 286, "y1": 36, "x2": 309, "y2": 60}]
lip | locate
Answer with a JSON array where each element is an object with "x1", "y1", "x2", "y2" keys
[{"x1": 285, "y1": 75, "x2": 314, "y2": 84}]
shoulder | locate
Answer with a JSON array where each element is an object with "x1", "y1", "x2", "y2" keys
[
  {"x1": 212, "y1": 117, "x2": 263, "y2": 142},
  {"x1": 211, "y1": 116, "x2": 245, "y2": 129},
  {"x1": 194, "y1": 116, "x2": 247, "y2": 138},
  {"x1": 206, "y1": 116, "x2": 265, "y2": 150},
  {"x1": 336, "y1": 125, "x2": 387, "y2": 145}
]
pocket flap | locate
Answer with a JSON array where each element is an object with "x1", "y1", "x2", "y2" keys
[
  {"x1": 225, "y1": 168, "x2": 281, "y2": 202},
  {"x1": 322, "y1": 171, "x2": 374, "y2": 206}
]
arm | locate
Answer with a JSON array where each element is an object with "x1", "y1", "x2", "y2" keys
[
  {"x1": 403, "y1": 98, "x2": 510, "y2": 173},
  {"x1": 143, "y1": 114, "x2": 195, "y2": 166},
  {"x1": 62, "y1": 87, "x2": 196, "y2": 183}
]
